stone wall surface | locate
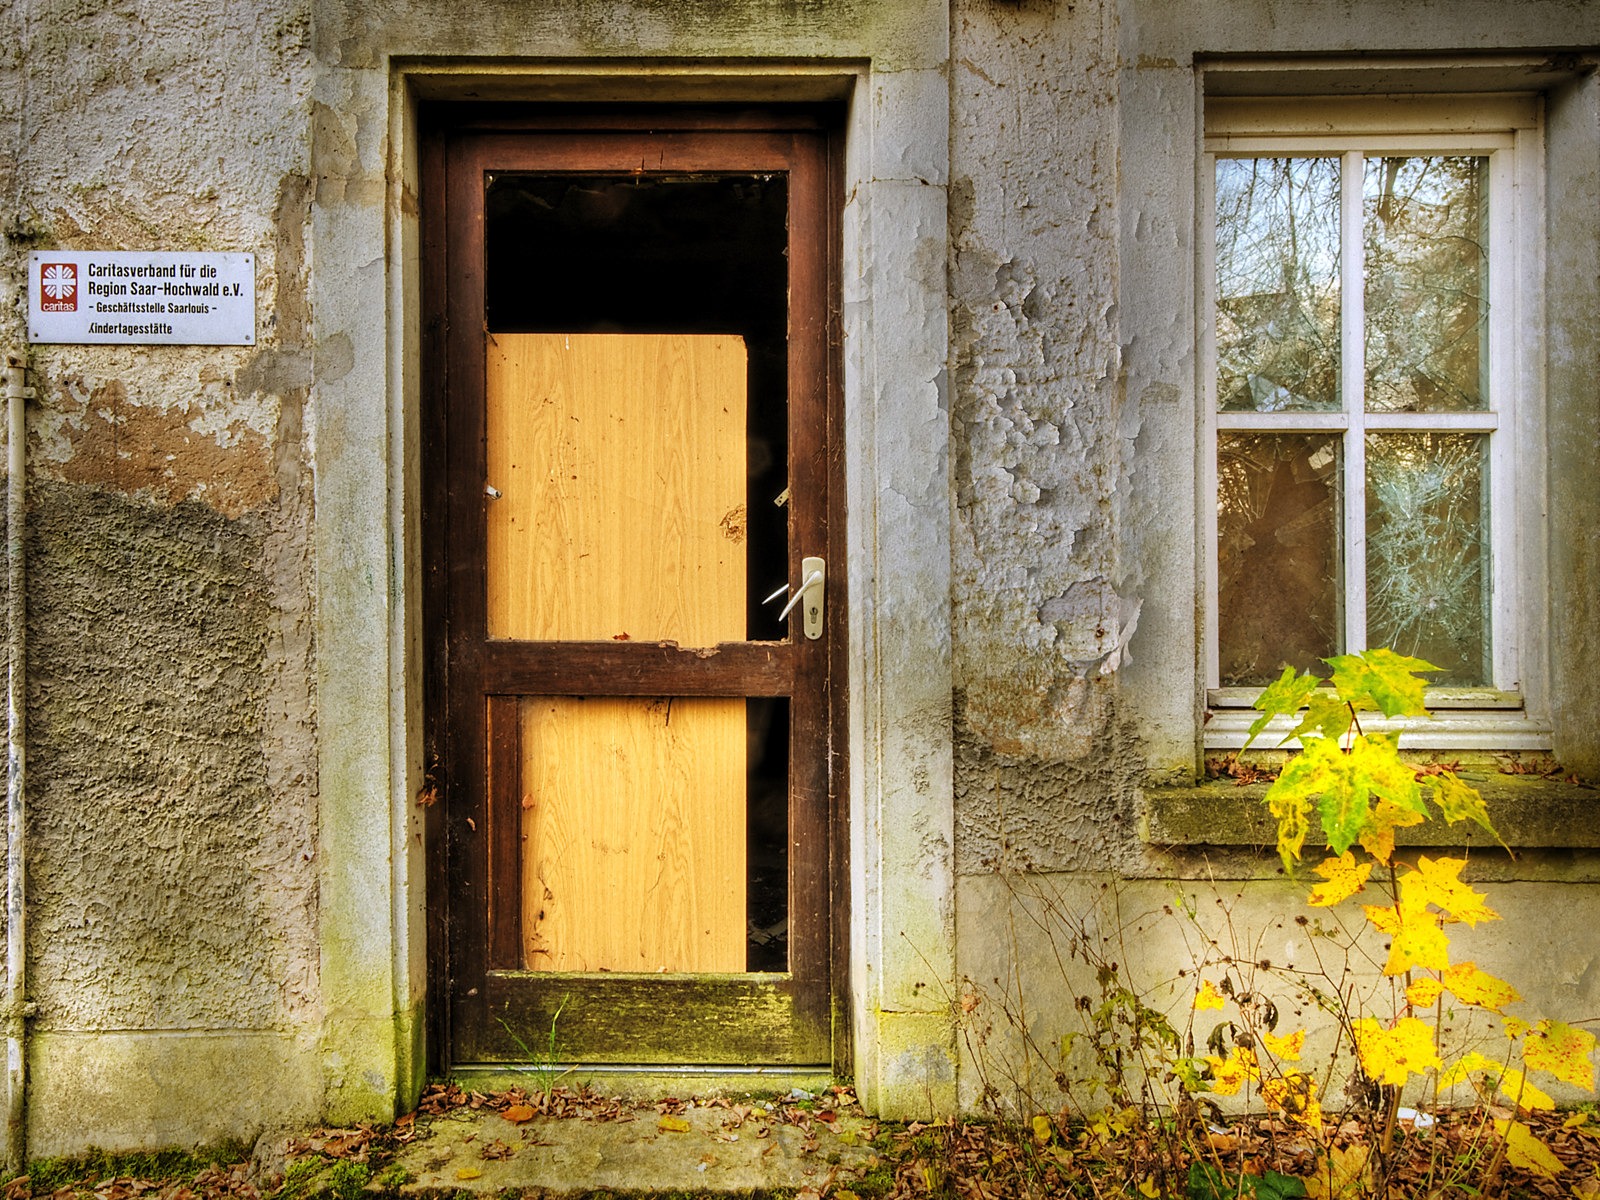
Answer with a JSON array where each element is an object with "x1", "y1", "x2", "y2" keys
[{"x1": 0, "y1": 0, "x2": 321, "y2": 1154}]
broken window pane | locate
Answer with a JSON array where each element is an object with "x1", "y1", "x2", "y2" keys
[
  {"x1": 1215, "y1": 157, "x2": 1342, "y2": 413},
  {"x1": 1365, "y1": 433, "x2": 1489, "y2": 684},
  {"x1": 1218, "y1": 433, "x2": 1343, "y2": 685},
  {"x1": 1364, "y1": 156, "x2": 1489, "y2": 413}
]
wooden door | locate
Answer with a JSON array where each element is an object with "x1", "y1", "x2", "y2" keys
[{"x1": 422, "y1": 110, "x2": 845, "y2": 1068}]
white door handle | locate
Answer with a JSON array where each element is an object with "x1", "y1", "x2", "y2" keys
[{"x1": 775, "y1": 557, "x2": 825, "y2": 640}]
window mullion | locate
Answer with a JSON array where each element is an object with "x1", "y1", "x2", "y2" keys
[
  {"x1": 1201, "y1": 153, "x2": 1220, "y2": 690},
  {"x1": 1342, "y1": 148, "x2": 1367, "y2": 656},
  {"x1": 1487, "y1": 144, "x2": 1519, "y2": 692}
]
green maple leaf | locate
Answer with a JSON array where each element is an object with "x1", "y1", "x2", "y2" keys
[
  {"x1": 1245, "y1": 667, "x2": 1321, "y2": 748},
  {"x1": 1311, "y1": 734, "x2": 1424, "y2": 856},
  {"x1": 1314, "y1": 763, "x2": 1371, "y2": 858},
  {"x1": 1286, "y1": 692, "x2": 1353, "y2": 745},
  {"x1": 1349, "y1": 733, "x2": 1425, "y2": 813},
  {"x1": 1325, "y1": 648, "x2": 1438, "y2": 718}
]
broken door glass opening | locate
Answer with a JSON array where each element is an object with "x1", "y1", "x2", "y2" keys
[
  {"x1": 746, "y1": 697, "x2": 790, "y2": 973},
  {"x1": 485, "y1": 173, "x2": 790, "y2": 643}
]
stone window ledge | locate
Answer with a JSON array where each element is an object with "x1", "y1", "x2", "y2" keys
[{"x1": 1142, "y1": 774, "x2": 1600, "y2": 851}]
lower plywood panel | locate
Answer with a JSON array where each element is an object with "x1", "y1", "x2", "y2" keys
[{"x1": 520, "y1": 696, "x2": 746, "y2": 973}]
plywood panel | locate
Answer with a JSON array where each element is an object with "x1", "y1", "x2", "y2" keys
[
  {"x1": 486, "y1": 333, "x2": 748, "y2": 645},
  {"x1": 520, "y1": 697, "x2": 747, "y2": 973}
]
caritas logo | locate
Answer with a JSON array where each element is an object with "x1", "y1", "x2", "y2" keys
[{"x1": 39, "y1": 262, "x2": 77, "y2": 312}]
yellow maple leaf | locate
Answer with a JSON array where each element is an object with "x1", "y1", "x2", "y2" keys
[
  {"x1": 1262, "y1": 1028, "x2": 1306, "y2": 1062},
  {"x1": 1205, "y1": 1047, "x2": 1259, "y2": 1096},
  {"x1": 1406, "y1": 977, "x2": 1445, "y2": 1008},
  {"x1": 1364, "y1": 902, "x2": 1401, "y2": 934},
  {"x1": 1194, "y1": 979, "x2": 1227, "y2": 1011},
  {"x1": 1268, "y1": 777, "x2": 1315, "y2": 868},
  {"x1": 1353, "y1": 1016, "x2": 1442, "y2": 1087},
  {"x1": 1305, "y1": 1143, "x2": 1369, "y2": 1200},
  {"x1": 1500, "y1": 1066, "x2": 1556, "y2": 1111},
  {"x1": 1307, "y1": 851, "x2": 1373, "y2": 908},
  {"x1": 1441, "y1": 961, "x2": 1521, "y2": 1012},
  {"x1": 1358, "y1": 830, "x2": 1394, "y2": 868},
  {"x1": 1439, "y1": 1050, "x2": 1497, "y2": 1090},
  {"x1": 1399, "y1": 855, "x2": 1500, "y2": 926},
  {"x1": 1357, "y1": 798, "x2": 1426, "y2": 865},
  {"x1": 1260, "y1": 1072, "x2": 1322, "y2": 1128},
  {"x1": 1495, "y1": 1119, "x2": 1567, "y2": 1178},
  {"x1": 1365, "y1": 901, "x2": 1450, "y2": 975},
  {"x1": 1522, "y1": 1019, "x2": 1598, "y2": 1092},
  {"x1": 1440, "y1": 1051, "x2": 1555, "y2": 1111}
]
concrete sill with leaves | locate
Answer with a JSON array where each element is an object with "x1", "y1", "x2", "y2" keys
[{"x1": 1143, "y1": 770, "x2": 1600, "y2": 851}]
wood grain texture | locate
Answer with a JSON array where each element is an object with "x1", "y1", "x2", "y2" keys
[
  {"x1": 482, "y1": 971, "x2": 830, "y2": 1065},
  {"x1": 486, "y1": 333, "x2": 748, "y2": 645},
  {"x1": 520, "y1": 696, "x2": 746, "y2": 973},
  {"x1": 480, "y1": 640, "x2": 793, "y2": 696}
]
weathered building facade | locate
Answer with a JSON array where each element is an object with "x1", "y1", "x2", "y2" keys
[{"x1": 0, "y1": 0, "x2": 1597, "y2": 1158}]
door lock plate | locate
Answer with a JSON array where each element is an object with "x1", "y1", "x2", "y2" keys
[{"x1": 800, "y1": 556, "x2": 825, "y2": 640}]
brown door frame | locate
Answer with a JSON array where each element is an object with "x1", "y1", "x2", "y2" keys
[{"x1": 420, "y1": 104, "x2": 849, "y2": 1072}]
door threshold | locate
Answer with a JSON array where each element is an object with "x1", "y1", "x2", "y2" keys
[{"x1": 451, "y1": 1063, "x2": 835, "y2": 1101}]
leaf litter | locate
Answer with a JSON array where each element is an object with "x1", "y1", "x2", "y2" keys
[{"x1": 7, "y1": 1083, "x2": 1600, "y2": 1199}]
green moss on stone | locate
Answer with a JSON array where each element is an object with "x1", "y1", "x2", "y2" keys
[
  {"x1": 23, "y1": 1142, "x2": 251, "y2": 1195},
  {"x1": 324, "y1": 1160, "x2": 371, "y2": 1200}
]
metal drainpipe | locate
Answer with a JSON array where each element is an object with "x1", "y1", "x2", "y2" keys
[{"x1": 3, "y1": 350, "x2": 29, "y2": 1176}]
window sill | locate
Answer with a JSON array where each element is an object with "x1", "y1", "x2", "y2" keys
[
  {"x1": 1203, "y1": 704, "x2": 1553, "y2": 751},
  {"x1": 1142, "y1": 773, "x2": 1600, "y2": 850}
]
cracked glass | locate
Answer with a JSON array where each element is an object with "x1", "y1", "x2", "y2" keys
[
  {"x1": 1364, "y1": 156, "x2": 1490, "y2": 414},
  {"x1": 1366, "y1": 432, "x2": 1490, "y2": 684},
  {"x1": 1215, "y1": 157, "x2": 1342, "y2": 413},
  {"x1": 1218, "y1": 433, "x2": 1343, "y2": 686}
]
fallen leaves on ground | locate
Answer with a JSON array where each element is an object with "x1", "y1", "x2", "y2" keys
[{"x1": 9, "y1": 1082, "x2": 1600, "y2": 1200}]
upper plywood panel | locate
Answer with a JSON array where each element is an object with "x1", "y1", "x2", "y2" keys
[{"x1": 486, "y1": 333, "x2": 748, "y2": 645}]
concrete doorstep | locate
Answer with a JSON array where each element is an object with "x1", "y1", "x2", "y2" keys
[{"x1": 328, "y1": 1087, "x2": 889, "y2": 1198}]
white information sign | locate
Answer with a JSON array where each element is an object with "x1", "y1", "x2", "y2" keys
[{"x1": 28, "y1": 251, "x2": 255, "y2": 346}]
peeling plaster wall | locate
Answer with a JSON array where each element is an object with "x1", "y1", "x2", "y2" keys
[
  {"x1": 0, "y1": 0, "x2": 320, "y2": 1155},
  {"x1": 950, "y1": 0, "x2": 1152, "y2": 877}
]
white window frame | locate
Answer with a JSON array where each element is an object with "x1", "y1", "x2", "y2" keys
[{"x1": 1202, "y1": 95, "x2": 1551, "y2": 751}]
